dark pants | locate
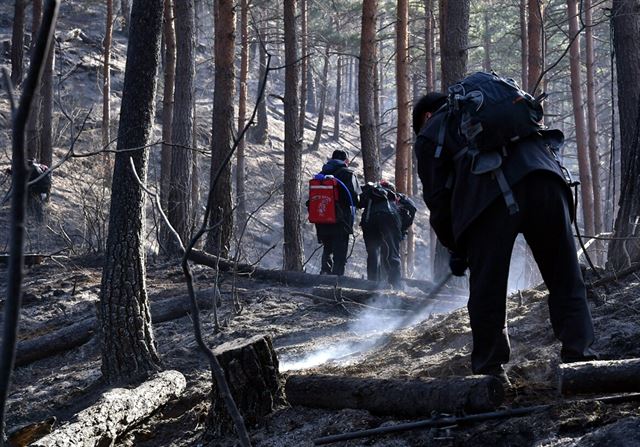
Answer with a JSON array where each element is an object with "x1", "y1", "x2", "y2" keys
[
  {"x1": 362, "y1": 212, "x2": 402, "y2": 287},
  {"x1": 319, "y1": 232, "x2": 350, "y2": 275},
  {"x1": 462, "y1": 172, "x2": 596, "y2": 374}
]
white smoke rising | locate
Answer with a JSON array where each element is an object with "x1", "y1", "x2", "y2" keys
[{"x1": 279, "y1": 290, "x2": 462, "y2": 372}]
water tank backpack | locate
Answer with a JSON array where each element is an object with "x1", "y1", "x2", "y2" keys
[{"x1": 308, "y1": 173, "x2": 355, "y2": 225}]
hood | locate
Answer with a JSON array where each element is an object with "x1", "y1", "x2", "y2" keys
[{"x1": 321, "y1": 159, "x2": 347, "y2": 175}]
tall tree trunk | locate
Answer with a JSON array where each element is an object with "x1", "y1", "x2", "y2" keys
[
  {"x1": 519, "y1": 0, "x2": 528, "y2": 90},
  {"x1": 608, "y1": 0, "x2": 640, "y2": 270},
  {"x1": 527, "y1": 0, "x2": 544, "y2": 95},
  {"x1": 236, "y1": 0, "x2": 249, "y2": 226},
  {"x1": 359, "y1": 0, "x2": 381, "y2": 182},
  {"x1": 206, "y1": 0, "x2": 235, "y2": 257},
  {"x1": 39, "y1": 36, "x2": 54, "y2": 168},
  {"x1": 283, "y1": 0, "x2": 303, "y2": 271},
  {"x1": 249, "y1": 22, "x2": 268, "y2": 144},
  {"x1": 160, "y1": 0, "x2": 176, "y2": 216},
  {"x1": 567, "y1": 0, "x2": 595, "y2": 237},
  {"x1": 424, "y1": 0, "x2": 435, "y2": 92},
  {"x1": 121, "y1": 0, "x2": 131, "y2": 34},
  {"x1": 395, "y1": 0, "x2": 411, "y2": 273},
  {"x1": 102, "y1": 0, "x2": 113, "y2": 184},
  {"x1": 100, "y1": 0, "x2": 164, "y2": 384},
  {"x1": 482, "y1": 0, "x2": 492, "y2": 72},
  {"x1": 26, "y1": 0, "x2": 42, "y2": 161},
  {"x1": 167, "y1": 0, "x2": 195, "y2": 251},
  {"x1": 310, "y1": 46, "x2": 330, "y2": 152},
  {"x1": 333, "y1": 55, "x2": 342, "y2": 141},
  {"x1": 584, "y1": 0, "x2": 603, "y2": 239},
  {"x1": 306, "y1": 63, "x2": 317, "y2": 114},
  {"x1": 437, "y1": 0, "x2": 469, "y2": 280},
  {"x1": 299, "y1": 0, "x2": 307, "y2": 143},
  {"x1": 10, "y1": 0, "x2": 26, "y2": 86}
]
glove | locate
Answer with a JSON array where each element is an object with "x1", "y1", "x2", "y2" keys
[{"x1": 449, "y1": 251, "x2": 468, "y2": 277}]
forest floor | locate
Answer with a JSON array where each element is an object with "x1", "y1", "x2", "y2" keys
[{"x1": 2, "y1": 1, "x2": 640, "y2": 446}]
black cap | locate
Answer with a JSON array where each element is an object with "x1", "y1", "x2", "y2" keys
[
  {"x1": 331, "y1": 149, "x2": 348, "y2": 161},
  {"x1": 412, "y1": 92, "x2": 447, "y2": 135}
]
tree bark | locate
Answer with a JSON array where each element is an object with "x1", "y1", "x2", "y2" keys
[
  {"x1": 310, "y1": 46, "x2": 330, "y2": 152},
  {"x1": 160, "y1": 0, "x2": 176, "y2": 218},
  {"x1": 248, "y1": 20, "x2": 269, "y2": 144},
  {"x1": 236, "y1": 0, "x2": 249, "y2": 225},
  {"x1": 424, "y1": 0, "x2": 435, "y2": 92},
  {"x1": 306, "y1": 62, "x2": 317, "y2": 114},
  {"x1": 121, "y1": 0, "x2": 131, "y2": 34},
  {"x1": 285, "y1": 374, "x2": 504, "y2": 416},
  {"x1": 16, "y1": 291, "x2": 216, "y2": 367},
  {"x1": 567, "y1": 0, "x2": 595, "y2": 238},
  {"x1": 283, "y1": 0, "x2": 304, "y2": 271},
  {"x1": 519, "y1": 0, "x2": 528, "y2": 90},
  {"x1": 31, "y1": 371, "x2": 186, "y2": 447},
  {"x1": 608, "y1": 0, "x2": 640, "y2": 270},
  {"x1": 208, "y1": 335, "x2": 285, "y2": 435},
  {"x1": 167, "y1": 0, "x2": 195, "y2": 251},
  {"x1": 99, "y1": 0, "x2": 164, "y2": 384},
  {"x1": 559, "y1": 358, "x2": 640, "y2": 395},
  {"x1": 38, "y1": 37, "x2": 54, "y2": 168},
  {"x1": 102, "y1": 0, "x2": 114, "y2": 185},
  {"x1": 359, "y1": 0, "x2": 381, "y2": 182},
  {"x1": 298, "y1": 0, "x2": 307, "y2": 143},
  {"x1": 10, "y1": 0, "x2": 26, "y2": 86},
  {"x1": 333, "y1": 56, "x2": 342, "y2": 141},
  {"x1": 26, "y1": 0, "x2": 43, "y2": 161},
  {"x1": 206, "y1": 0, "x2": 235, "y2": 258},
  {"x1": 527, "y1": 0, "x2": 543, "y2": 95}
]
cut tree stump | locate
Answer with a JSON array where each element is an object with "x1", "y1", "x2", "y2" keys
[
  {"x1": 285, "y1": 374, "x2": 504, "y2": 416},
  {"x1": 31, "y1": 370, "x2": 186, "y2": 447},
  {"x1": 208, "y1": 335, "x2": 285, "y2": 435},
  {"x1": 15, "y1": 289, "x2": 216, "y2": 367},
  {"x1": 188, "y1": 248, "x2": 463, "y2": 298},
  {"x1": 559, "y1": 358, "x2": 640, "y2": 395}
]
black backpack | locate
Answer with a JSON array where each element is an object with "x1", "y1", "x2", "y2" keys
[
  {"x1": 29, "y1": 162, "x2": 52, "y2": 194},
  {"x1": 436, "y1": 71, "x2": 544, "y2": 157}
]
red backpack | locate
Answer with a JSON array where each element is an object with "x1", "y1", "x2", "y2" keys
[{"x1": 308, "y1": 174, "x2": 341, "y2": 224}]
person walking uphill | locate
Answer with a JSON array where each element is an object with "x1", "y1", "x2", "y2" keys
[
  {"x1": 310, "y1": 150, "x2": 361, "y2": 276},
  {"x1": 413, "y1": 84, "x2": 597, "y2": 385}
]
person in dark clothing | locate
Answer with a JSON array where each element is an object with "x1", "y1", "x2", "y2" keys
[
  {"x1": 359, "y1": 181, "x2": 415, "y2": 288},
  {"x1": 413, "y1": 92, "x2": 597, "y2": 382},
  {"x1": 315, "y1": 150, "x2": 361, "y2": 275}
]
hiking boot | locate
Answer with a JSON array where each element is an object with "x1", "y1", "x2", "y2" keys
[{"x1": 490, "y1": 371, "x2": 512, "y2": 389}]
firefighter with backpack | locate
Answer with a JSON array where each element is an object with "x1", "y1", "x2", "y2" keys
[
  {"x1": 413, "y1": 74, "x2": 597, "y2": 386},
  {"x1": 307, "y1": 150, "x2": 361, "y2": 276},
  {"x1": 359, "y1": 180, "x2": 416, "y2": 289}
]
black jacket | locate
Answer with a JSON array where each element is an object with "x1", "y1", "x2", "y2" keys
[
  {"x1": 415, "y1": 108, "x2": 571, "y2": 251},
  {"x1": 316, "y1": 159, "x2": 361, "y2": 236}
]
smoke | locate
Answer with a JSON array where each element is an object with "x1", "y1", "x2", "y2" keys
[{"x1": 279, "y1": 290, "x2": 463, "y2": 372}]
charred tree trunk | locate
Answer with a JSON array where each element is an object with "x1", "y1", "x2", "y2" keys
[
  {"x1": 567, "y1": 0, "x2": 595, "y2": 238},
  {"x1": 121, "y1": 0, "x2": 131, "y2": 34},
  {"x1": 310, "y1": 46, "x2": 330, "y2": 152},
  {"x1": 283, "y1": 0, "x2": 303, "y2": 271},
  {"x1": 39, "y1": 37, "x2": 54, "y2": 168},
  {"x1": 102, "y1": 0, "x2": 114, "y2": 185},
  {"x1": 482, "y1": 0, "x2": 492, "y2": 72},
  {"x1": 374, "y1": 16, "x2": 382, "y2": 154},
  {"x1": 285, "y1": 374, "x2": 504, "y2": 416},
  {"x1": 527, "y1": 0, "x2": 543, "y2": 95},
  {"x1": 208, "y1": 336, "x2": 285, "y2": 435},
  {"x1": 248, "y1": 20, "x2": 268, "y2": 144},
  {"x1": 559, "y1": 358, "x2": 640, "y2": 395},
  {"x1": 236, "y1": 0, "x2": 249, "y2": 225},
  {"x1": 424, "y1": 0, "x2": 435, "y2": 92},
  {"x1": 10, "y1": 0, "x2": 26, "y2": 86},
  {"x1": 99, "y1": 0, "x2": 164, "y2": 384},
  {"x1": 26, "y1": 0, "x2": 43, "y2": 161},
  {"x1": 306, "y1": 63, "x2": 317, "y2": 114},
  {"x1": 359, "y1": 0, "x2": 381, "y2": 182},
  {"x1": 608, "y1": 0, "x2": 640, "y2": 270},
  {"x1": 519, "y1": 0, "x2": 528, "y2": 90},
  {"x1": 160, "y1": 0, "x2": 176, "y2": 218},
  {"x1": 206, "y1": 0, "x2": 235, "y2": 258},
  {"x1": 333, "y1": 55, "x2": 342, "y2": 141},
  {"x1": 167, "y1": 0, "x2": 195, "y2": 251},
  {"x1": 298, "y1": 0, "x2": 307, "y2": 143}
]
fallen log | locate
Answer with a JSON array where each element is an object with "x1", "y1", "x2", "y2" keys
[
  {"x1": 6, "y1": 417, "x2": 56, "y2": 446},
  {"x1": 208, "y1": 335, "x2": 285, "y2": 435},
  {"x1": 0, "y1": 254, "x2": 45, "y2": 266},
  {"x1": 31, "y1": 370, "x2": 186, "y2": 447},
  {"x1": 285, "y1": 374, "x2": 504, "y2": 416},
  {"x1": 188, "y1": 249, "x2": 457, "y2": 297},
  {"x1": 310, "y1": 286, "x2": 463, "y2": 310},
  {"x1": 15, "y1": 290, "x2": 216, "y2": 367},
  {"x1": 559, "y1": 358, "x2": 640, "y2": 395}
]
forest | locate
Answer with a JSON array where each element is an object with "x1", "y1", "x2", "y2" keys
[{"x1": 0, "y1": 0, "x2": 639, "y2": 445}]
